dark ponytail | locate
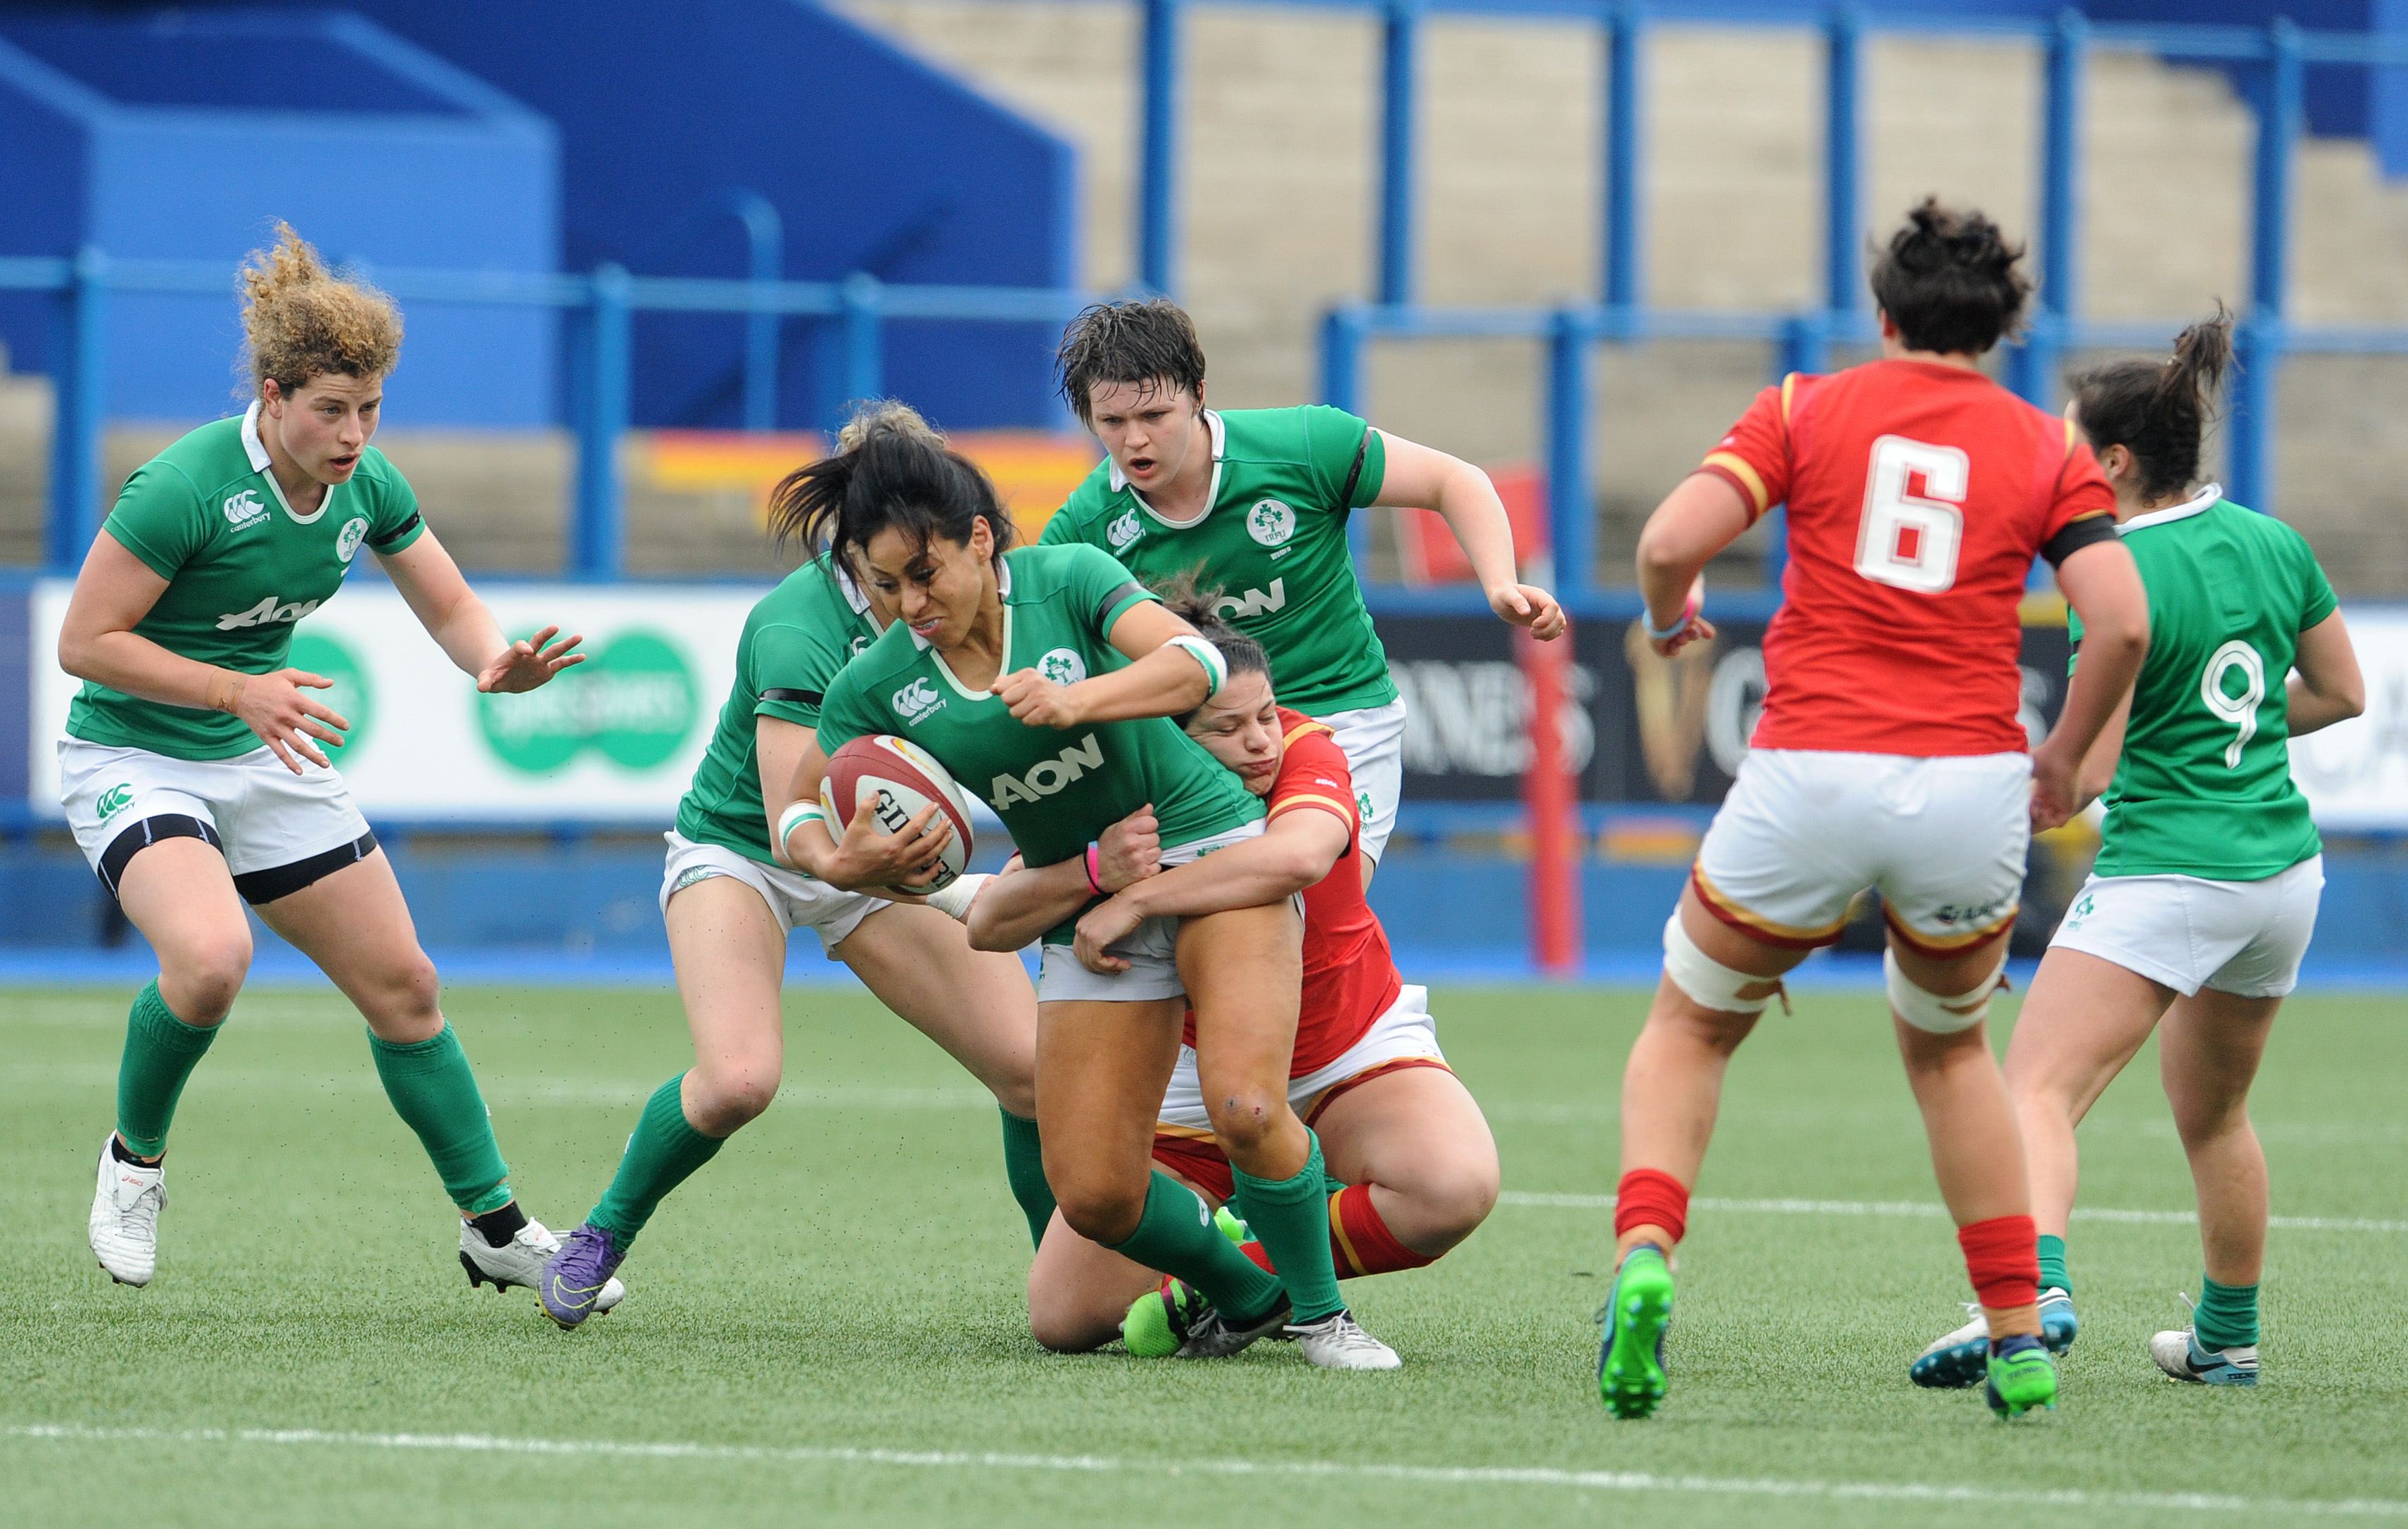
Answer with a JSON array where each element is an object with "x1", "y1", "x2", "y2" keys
[
  {"x1": 765, "y1": 400, "x2": 1015, "y2": 569},
  {"x1": 2069, "y1": 305, "x2": 2234, "y2": 502},
  {"x1": 1866, "y1": 198, "x2": 2031, "y2": 356},
  {"x1": 1153, "y1": 571, "x2": 1270, "y2": 723}
]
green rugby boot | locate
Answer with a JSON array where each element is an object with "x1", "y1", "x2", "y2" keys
[
  {"x1": 1985, "y1": 1333, "x2": 2059, "y2": 1419},
  {"x1": 1122, "y1": 1276, "x2": 1200, "y2": 1358},
  {"x1": 1596, "y1": 1244, "x2": 1675, "y2": 1419}
]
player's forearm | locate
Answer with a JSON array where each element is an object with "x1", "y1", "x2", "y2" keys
[
  {"x1": 61, "y1": 628, "x2": 243, "y2": 712},
  {"x1": 428, "y1": 593, "x2": 509, "y2": 678},
  {"x1": 1062, "y1": 646, "x2": 1210, "y2": 724},
  {"x1": 1433, "y1": 464, "x2": 1523, "y2": 597},
  {"x1": 2052, "y1": 632, "x2": 2146, "y2": 766},
  {"x1": 2286, "y1": 675, "x2": 2363, "y2": 737},
  {"x1": 1635, "y1": 475, "x2": 1750, "y2": 627},
  {"x1": 1117, "y1": 835, "x2": 1325, "y2": 921},
  {"x1": 966, "y1": 858, "x2": 1095, "y2": 951}
]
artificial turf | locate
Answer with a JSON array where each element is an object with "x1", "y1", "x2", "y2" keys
[{"x1": 4, "y1": 981, "x2": 2404, "y2": 1527}]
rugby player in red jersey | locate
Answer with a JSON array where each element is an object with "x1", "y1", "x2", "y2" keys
[
  {"x1": 959, "y1": 589, "x2": 1498, "y2": 1367},
  {"x1": 1594, "y1": 201, "x2": 2152, "y2": 1421}
]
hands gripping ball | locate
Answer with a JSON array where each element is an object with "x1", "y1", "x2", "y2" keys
[{"x1": 819, "y1": 735, "x2": 976, "y2": 892}]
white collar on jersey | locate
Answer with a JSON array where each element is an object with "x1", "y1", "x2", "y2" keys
[
  {"x1": 241, "y1": 400, "x2": 334, "y2": 526},
  {"x1": 907, "y1": 555, "x2": 1011, "y2": 654},
  {"x1": 2117, "y1": 483, "x2": 2221, "y2": 533},
  {"x1": 831, "y1": 557, "x2": 882, "y2": 633},
  {"x1": 1111, "y1": 409, "x2": 1225, "y2": 528}
]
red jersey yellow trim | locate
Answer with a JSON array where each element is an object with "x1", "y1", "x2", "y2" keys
[
  {"x1": 1282, "y1": 718, "x2": 1335, "y2": 749},
  {"x1": 1780, "y1": 371, "x2": 1800, "y2": 424},
  {"x1": 1268, "y1": 792, "x2": 1355, "y2": 828},
  {"x1": 1701, "y1": 452, "x2": 1771, "y2": 521}
]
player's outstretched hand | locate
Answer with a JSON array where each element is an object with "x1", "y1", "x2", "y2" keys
[
  {"x1": 1073, "y1": 895, "x2": 1142, "y2": 975},
  {"x1": 2029, "y1": 741, "x2": 2079, "y2": 832},
  {"x1": 478, "y1": 626, "x2": 587, "y2": 694},
  {"x1": 992, "y1": 668, "x2": 1084, "y2": 728},
  {"x1": 1095, "y1": 804, "x2": 1161, "y2": 893},
  {"x1": 1491, "y1": 582, "x2": 1569, "y2": 642},
  {"x1": 822, "y1": 798, "x2": 953, "y2": 892},
  {"x1": 238, "y1": 668, "x2": 350, "y2": 775}
]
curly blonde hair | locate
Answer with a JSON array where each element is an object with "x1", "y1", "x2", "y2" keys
[{"x1": 238, "y1": 222, "x2": 402, "y2": 399}]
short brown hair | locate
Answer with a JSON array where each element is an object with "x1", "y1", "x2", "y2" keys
[
  {"x1": 1055, "y1": 298, "x2": 1207, "y2": 424},
  {"x1": 238, "y1": 222, "x2": 403, "y2": 400},
  {"x1": 1866, "y1": 198, "x2": 2030, "y2": 357}
]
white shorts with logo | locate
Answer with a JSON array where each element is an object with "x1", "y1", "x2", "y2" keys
[
  {"x1": 1157, "y1": 983, "x2": 1446, "y2": 1131},
  {"x1": 1693, "y1": 748, "x2": 2032, "y2": 956},
  {"x1": 1319, "y1": 698, "x2": 1406, "y2": 868},
  {"x1": 59, "y1": 738, "x2": 374, "y2": 902},
  {"x1": 1036, "y1": 820, "x2": 1272, "y2": 1004},
  {"x1": 2051, "y1": 855, "x2": 2322, "y2": 999},
  {"x1": 658, "y1": 830, "x2": 890, "y2": 955}
]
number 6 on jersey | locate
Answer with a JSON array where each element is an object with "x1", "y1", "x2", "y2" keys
[{"x1": 1854, "y1": 435, "x2": 1970, "y2": 595}]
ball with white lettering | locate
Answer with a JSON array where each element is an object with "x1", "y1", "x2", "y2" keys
[{"x1": 818, "y1": 735, "x2": 976, "y2": 892}]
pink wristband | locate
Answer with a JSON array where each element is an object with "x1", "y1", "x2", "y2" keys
[{"x1": 1084, "y1": 842, "x2": 1106, "y2": 896}]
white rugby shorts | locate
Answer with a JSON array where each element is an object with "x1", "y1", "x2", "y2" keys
[
  {"x1": 1035, "y1": 820, "x2": 1270, "y2": 1004},
  {"x1": 1318, "y1": 698, "x2": 1406, "y2": 869},
  {"x1": 2051, "y1": 855, "x2": 2323, "y2": 999},
  {"x1": 1157, "y1": 982, "x2": 1445, "y2": 1131},
  {"x1": 659, "y1": 830, "x2": 888, "y2": 954},
  {"x1": 59, "y1": 738, "x2": 375, "y2": 903},
  {"x1": 1692, "y1": 747, "x2": 2032, "y2": 956}
]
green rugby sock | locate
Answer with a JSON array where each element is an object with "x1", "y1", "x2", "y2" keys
[
  {"x1": 115, "y1": 980, "x2": 219, "y2": 1159},
  {"x1": 1230, "y1": 1131, "x2": 1344, "y2": 1324},
  {"x1": 588, "y1": 1074, "x2": 725, "y2": 1247},
  {"x1": 1107, "y1": 1171, "x2": 1285, "y2": 1322},
  {"x1": 2037, "y1": 1233, "x2": 2071, "y2": 1298},
  {"x1": 1000, "y1": 1109, "x2": 1055, "y2": 1250},
  {"x1": 368, "y1": 1023, "x2": 514, "y2": 1214},
  {"x1": 2196, "y1": 1276, "x2": 2260, "y2": 1351}
]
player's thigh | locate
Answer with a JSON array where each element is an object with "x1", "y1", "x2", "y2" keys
[
  {"x1": 1176, "y1": 900, "x2": 1304, "y2": 1101},
  {"x1": 1313, "y1": 1065, "x2": 1499, "y2": 1219},
  {"x1": 1026, "y1": 1210, "x2": 1164, "y2": 1352},
  {"x1": 2000, "y1": 946, "x2": 2174, "y2": 1122},
  {"x1": 115, "y1": 837, "x2": 254, "y2": 1010},
  {"x1": 1036, "y1": 997, "x2": 1185, "y2": 1208},
  {"x1": 836, "y1": 901, "x2": 1037, "y2": 1117},
  {"x1": 663, "y1": 872, "x2": 791, "y2": 1105},
  {"x1": 255, "y1": 850, "x2": 441, "y2": 1039},
  {"x1": 2158, "y1": 988, "x2": 2281, "y2": 1134},
  {"x1": 1688, "y1": 749, "x2": 1871, "y2": 958}
]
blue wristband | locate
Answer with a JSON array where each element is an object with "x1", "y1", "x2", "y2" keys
[{"x1": 1641, "y1": 606, "x2": 1689, "y2": 642}]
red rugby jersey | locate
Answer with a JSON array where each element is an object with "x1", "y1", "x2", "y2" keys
[
  {"x1": 1182, "y1": 709, "x2": 1402, "y2": 1076},
  {"x1": 1696, "y1": 359, "x2": 2115, "y2": 756}
]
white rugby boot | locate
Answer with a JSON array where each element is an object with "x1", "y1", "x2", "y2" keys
[
  {"x1": 2151, "y1": 1328, "x2": 2259, "y2": 1386},
  {"x1": 460, "y1": 1217, "x2": 625, "y2": 1314},
  {"x1": 89, "y1": 1134, "x2": 165, "y2": 1287},
  {"x1": 1289, "y1": 1309, "x2": 1402, "y2": 1371}
]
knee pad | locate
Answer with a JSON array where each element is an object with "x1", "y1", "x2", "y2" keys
[
  {"x1": 1884, "y1": 949, "x2": 2006, "y2": 1034},
  {"x1": 1662, "y1": 913, "x2": 1781, "y2": 1017}
]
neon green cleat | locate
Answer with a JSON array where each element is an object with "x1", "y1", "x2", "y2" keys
[
  {"x1": 1213, "y1": 1206, "x2": 1251, "y2": 1246},
  {"x1": 1985, "y1": 1334, "x2": 2059, "y2": 1419},
  {"x1": 1596, "y1": 1244, "x2": 1675, "y2": 1419},
  {"x1": 1122, "y1": 1276, "x2": 1200, "y2": 1358}
]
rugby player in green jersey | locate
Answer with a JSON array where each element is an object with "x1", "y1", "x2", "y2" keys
[
  {"x1": 1911, "y1": 310, "x2": 2364, "y2": 1390},
  {"x1": 797, "y1": 425, "x2": 1394, "y2": 1367},
  {"x1": 1042, "y1": 299, "x2": 1567, "y2": 875},
  {"x1": 536, "y1": 407, "x2": 1057, "y2": 1328},
  {"x1": 63, "y1": 225, "x2": 609, "y2": 1305}
]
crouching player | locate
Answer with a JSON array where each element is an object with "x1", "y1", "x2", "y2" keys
[
  {"x1": 1596, "y1": 201, "x2": 2151, "y2": 1420},
  {"x1": 957, "y1": 595, "x2": 1499, "y2": 1362},
  {"x1": 1912, "y1": 311, "x2": 2363, "y2": 1390}
]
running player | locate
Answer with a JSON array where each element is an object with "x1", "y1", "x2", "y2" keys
[
  {"x1": 801, "y1": 427, "x2": 1394, "y2": 1368},
  {"x1": 1910, "y1": 310, "x2": 2362, "y2": 1390},
  {"x1": 957, "y1": 589, "x2": 1498, "y2": 1359},
  {"x1": 535, "y1": 405, "x2": 1053, "y2": 1328},
  {"x1": 63, "y1": 224, "x2": 608, "y2": 1305},
  {"x1": 1041, "y1": 298, "x2": 1566, "y2": 876},
  {"x1": 1594, "y1": 201, "x2": 2153, "y2": 1420}
]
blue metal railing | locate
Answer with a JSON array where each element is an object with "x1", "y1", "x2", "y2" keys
[{"x1": 0, "y1": 252, "x2": 1095, "y2": 578}]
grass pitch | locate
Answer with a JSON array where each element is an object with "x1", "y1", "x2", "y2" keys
[{"x1": 4, "y1": 980, "x2": 2405, "y2": 1527}]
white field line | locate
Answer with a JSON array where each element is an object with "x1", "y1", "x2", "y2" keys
[
  {"x1": 6, "y1": 1424, "x2": 2405, "y2": 1519},
  {"x1": 1498, "y1": 1191, "x2": 2408, "y2": 1234}
]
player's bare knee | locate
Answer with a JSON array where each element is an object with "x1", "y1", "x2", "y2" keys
[
  {"x1": 1055, "y1": 1177, "x2": 1147, "y2": 1247},
  {"x1": 1202, "y1": 1090, "x2": 1285, "y2": 1159},
  {"x1": 1026, "y1": 1285, "x2": 1117, "y2": 1353},
  {"x1": 1415, "y1": 1165, "x2": 1501, "y2": 1248},
  {"x1": 163, "y1": 934, "x2": 252, "y2": 1023},
  {"x1": 689, "y1": 1060, "x2": 779, "y2": 1132}
]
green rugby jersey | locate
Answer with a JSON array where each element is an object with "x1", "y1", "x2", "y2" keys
[
  {"x1": 815, "y1": 543, "x2": 1264, "y2": 922},
  {"x1": 677, "y1": 552, "x2": 884, "y2": 865},
  {"x1": 2070, "y1": 491, "x2": 2336, "y2": 880},
  {"x1": 67, "y1": 405, "x2": 428, "y2": 761},
  {"x1": 1041, "y1": 405, "x2": 1395, "y2": 713}
]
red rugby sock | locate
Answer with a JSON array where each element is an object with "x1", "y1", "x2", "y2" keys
[
  {"x1": 1614, "y1": 1167, "x2": 1689, "y2": 1248},
  {"x1": 1957, "y1": 1214, "x2": 2040, "y2": 1312},
  {"x1": 1327, "y1": 1184, "x2": 1435, "y2": 1278}
]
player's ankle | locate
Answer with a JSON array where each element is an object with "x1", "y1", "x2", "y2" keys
[
  {"x1": 1616, "y1": 1226, "x2": 1676, "y2": 1267},
  {"x1": 1982, "y1": 1302, "x2": 2041, "y2": 1340}
]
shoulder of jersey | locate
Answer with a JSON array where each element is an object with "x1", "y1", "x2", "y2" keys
[
  {"x1": 1005, "y1": 540, "x2": 1096, "y2": 593},
  {"x1": 1217, "y1": 404, "x2": 1318, "y2": 466},
  {"x1": 152, "y1": 417, "x2": 255, "y2": 500}
]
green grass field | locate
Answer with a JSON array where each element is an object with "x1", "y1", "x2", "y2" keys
[{"x1": 5, "y1": 981, "x2": 2405, "y2": 1527}]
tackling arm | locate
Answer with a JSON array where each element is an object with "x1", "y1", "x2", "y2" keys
[{"x1": 1071, "y1": 806, "x2": 1349, "y2": 973}]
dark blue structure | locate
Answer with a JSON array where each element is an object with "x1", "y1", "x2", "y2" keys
[
  {"x1": 322, "y1": 0, "x2": 1078, "y2": 432},
  {"x1": 0, "y1": 11, "x2": 559, "y2": 425}
]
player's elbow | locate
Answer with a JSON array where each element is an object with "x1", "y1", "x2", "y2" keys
[
  {"x1": 1633, "y1": 524, "x2": 1688, "y2": 582},
  {"x1": 963, "y1": 910, "x2": 1018, "y2": 953},
  {"x1": 1272, "y1": 841, "x2": 1340, "y2": 895},
  {"x1": 56, "y1": 626, "x2": 100, "y2": 682}
]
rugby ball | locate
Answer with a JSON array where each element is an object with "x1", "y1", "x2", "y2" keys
[{"x1": 819, "y1": 735, "x2": 976, "y2": 892}]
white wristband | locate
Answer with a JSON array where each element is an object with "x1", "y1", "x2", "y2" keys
[
  {"x1": 922, "y1": 872, "x2": 992, "y2": 922},
  {"x1": 776, "y1": 800, "x2": 826, "y2": 857},
  {"x1": 1166, "y1": 634, "x2": 1228, "y2": 698}
]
